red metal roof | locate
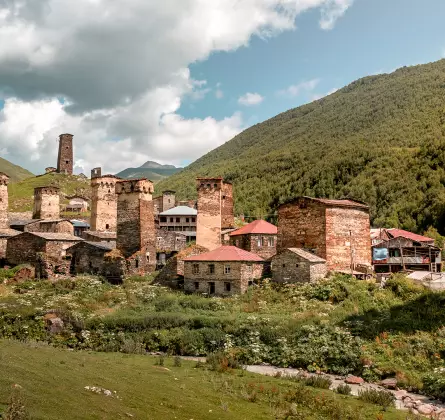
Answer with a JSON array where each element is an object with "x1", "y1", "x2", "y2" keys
[
  {"x1": 184, "y1": 246, "x2": 264, "y2": 262},
  {"x1": 386, "y1": 229, "x2": 435, "y2": 243},
  {"x1": 230, "y1": 220, "x2": 277, "y2": 236}
]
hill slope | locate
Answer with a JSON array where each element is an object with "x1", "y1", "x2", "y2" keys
[
  {"x1": 116, "y1": 160, "x2": 182, "y2": 181},
  {"x1": 157, "y1": 59, "x2": 445, "y2": 234},
  {"x1": 0, "y1": 157, "x2": 34, "y2": 182}
]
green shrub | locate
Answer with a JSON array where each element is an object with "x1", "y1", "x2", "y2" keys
[
  {"x1": 357, "y1": 389, "x2": 395, "y2": 409},
  {"x1": 422, "y1": 372, "x2": 445, "y2": 400},
  {"x1": 303, "y1": 375, "x2": 332, "y2": 389},
  {"x1": 336, "y1": 383, "x2": 352, "y2": 395},
  {"x1": 173, "y1": 356, "x2": 182, "y2": 367},
  {"x1": 206, "y1": 352, "x2": 240, "y2": 372},
  {"x1": 5, "y1": 384, "x2": 29, "y2": 420},
  {"x1": 385, "y1": 274, "x2": 425, "y2": 299}
]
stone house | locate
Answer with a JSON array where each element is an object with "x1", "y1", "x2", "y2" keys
[
  {"x1": 183, "y1": 245, "x2": 264, "y2": 295},
  {"x1": 82, "y1": 230, "x2": 116, "y2": 247},
  {"x1": 277, "y1": 197, "x2": 371, "y2": 272},
  {"x1": 229, "y1": 219, "x2": 278, "y2": 259},
  {"x1": 156, "y1": 229, "x2": 187, "y2": 267},
  {"x1": 158, "y1": 206, "x2": 197, "y2": 243},
  {"x1": 67, "y1": 241, "x2": 114, "y2": 275},
  {"x1": 0, "y1": 229, "x2": 20, "y2": 262},
  {"x1": 9, "y1": 219, "x2": 74, "y2": 234},
  {"x1": 153, "y1": 190, "x2": 176, "y2": 216},
  {"x1": 271, "y1": 248, "x2": 327, "y2": 284},
  {"x1": 6, "y1": 232, "x2": 81, "y2": 277}
]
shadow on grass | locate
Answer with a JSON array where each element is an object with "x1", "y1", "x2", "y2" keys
[{"x1": 343, "y1": 292, "x2": 445, "y2": 339}]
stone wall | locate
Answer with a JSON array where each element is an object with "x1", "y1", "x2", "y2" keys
[
  {"x1": 0, "y1": 173, "x2": 9, "y2": 229},
  {"x1": 68, "y1": 243, "x2": 110, "y2": 275},
  {"x1": 271, "y1": 249, "x2": 327, "y2": 283},
  {"x1": 196, "y1": 178, "x2": 222, "y2": 251},
  {"x1": 57, "y1": 133, "x2": 73, "y2": 175},
  {"x1": 184, "y1": 260, "x2": 264, "y2": 295},
  {"x1": 33, "y1": 187, "x2": 60, "y2": 220},
  {"x1": 90, "y1": 176, "x2": 118, "y2": 231},
  {"x1": 156, "y1": 229, "x2": 187, "y2": 252},
  {"x1": 162, "y1": 191, "x2": 176, "y2": 213},
  {"x1": 325, "y1": 207, "x2": 371, "y2": 271},
  {"x1": 0, "y1": 238, "x2": 7, "y2": 260},
  {"x1": 26, "y1": 220, "x2": 74, "y2": 234},
  {"x1": 277, "y1": 198, "x2": 326, "y2": 257},
  {"x1": 6, "y1": 233, "x2": 45, "y2": 265},
  {"x1": 230, "y1": 233, "x2": 277, "y2": 259},
  {"x1": 221, "y1": 182, "x2": 234, "y2": 229}
]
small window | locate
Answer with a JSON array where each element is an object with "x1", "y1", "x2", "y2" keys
[
  {"x1": 176, "y1": 217, "x2": 180, "y2": 223},
  {"x1": 135, "y1": 259, "x2": 139, "y2": 268},
  {"x1": 146, "y1": 252, "x2": 150, "y2": 262},
  {"x1": 282, "y1": 264, "x2": 286, "y2": 268},
  {"x1": 222, "y1": 195, "x2": 226, "y2": 200},
  {"x1": 186, "y1": 218, "x2": 189, "y2": 223},
  {"x1": 224, "y1": 282, "x2": 231, "y2": 292},
  {"x1": 268, "y1": 237, "x2": 274, "y2": 247},
  {"x1": 194, "y1": 282, "x2": 199, "y2": 290},
  {"x1": 66, "y1": 160, "x2": 69, "y2": 164},
  {"x1": 224, "y1": 265, "x2": 231, "y2": 274},
  {"x1": 168, "y1": 199, "x2": 171, "y2": 203},
  {"x1": 296, "y1": 263, "x2": 299, "y2": 268},
  {"x1": 160, "y1": 217, "x2": 166, "y2": 223},
  {"x1": 257, "y1": 237, "x2": 264, "y2": 247},
  {"x1": 192, "y1": 217, "x2": 196, "y2": 223},
  {"x1": 105, "y1": 224, "x2": 109, "y2": 229},
  {"x1": 208, "y1": 264, "x2": 215, "y2": 274},
  {"x1": 207, "y1": 184, "x2": 211, "y2": 188},
  {"x1": 170, "y1": 217, "x2": 174, "y2": 223},
  {"x1": 214, "y1": 184, "x2": 217, "y2": 188},
  {"x1": 193, "y1": 263, "x2": 200, "y2": 274}
]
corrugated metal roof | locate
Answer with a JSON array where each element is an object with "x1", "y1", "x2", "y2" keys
[
  {"x1": 184, "y1": 245, "x2": 264, "y2": 262},
  {"x1": 230, "y1": 220, "x2": 277, "y2": 236},
  {"x1": 286, "y1": 248, "x2": 326, "y2": 263},
  {"x1": 386, "y1": 229, "x2": 434, "y2": 243},
  {"x1": 160, "y1": 206, "x2": 197, "y2": 216}
]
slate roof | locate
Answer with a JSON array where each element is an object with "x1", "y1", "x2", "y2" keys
[
  {"x1": 184, "y1": 245, "x2": 264, "y2": 262},
  {"x1": 160, "y1": 206, "x2": 197, "y2": 216},
  {"x1": 29, "y1": 232, "x2": 82, "y2": 241},
  {"x1": 286, "y1": 248, "x2": 326, "y2": 263},
  {"x1": 84, "y1": 231, "x2": 117, "y2": 239},
  {"x1": 0, "y1": 228, "x2": 21, "y2": 238},
  {"x1": 282, "y1": 196, "x2": 369, "y2": 209},
  {"x1": 84, "y1": 241, "x2": 115, "y2": 251},
  {"x1": 230, "y1": 220, "x2": 277, "y2": 236}
]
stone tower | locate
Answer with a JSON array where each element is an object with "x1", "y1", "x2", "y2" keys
[
  {"x1": 162, "y1": 190, "x2": 175, "y2": 212},
  {"x1": 33, "y1": 186, "x2": 60, "y2": 220},
  {"x1": 90, "y1": 174, "x2": 119, "y2": 231},
  {"x1": 0, "y1": 172, "x2": 9, "y2": 229},
  {"x1": 57, "y1": 133, "x2": 74, "y2": 175},
  {"x1": 116, "y1": 178, "x2": 156, "y2": 273},
  {"x1": 196, "y1": 177, "x2": 235, "y2": 251},
  {"x1": 91, "y1": 167, "x2": 102, "y2": 179}
]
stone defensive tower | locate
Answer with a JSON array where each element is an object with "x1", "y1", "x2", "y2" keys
[
  {"x1": 91, "y1": 167, "x2": 102, "y2": 179},
  {"x1": 90, "y1": 174, "x2": 119, "y2": 231},
  {"x1": 196, "y1": 177, "x2": 235, "y2": 251},
  {"x1": 33, "y1": 186, "x2": 60, "y2": 220},
  {"x1": 0, "y1": 172, "x2": 9, "y2": 229},
  {"x1": 116, "y1": 178, "x2": 156, "y2": 272},
  {"x1": 57, "y1": 133, "x2": 74, "y2": 175}
]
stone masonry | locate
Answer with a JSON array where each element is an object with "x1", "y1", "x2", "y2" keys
[
  {"x1": 33, "y1": 186, "x2": 60, "y2": 220},
  {"x1": 230, "y1": 233, "x2": 277, "y2": 260},
  {"x1": 115, "y1": 178, "x2": 156, "y2": 274},
  {"x1": 90, "y1": 174, "x2": 119, "y2": 231},
  {"x1": 0, "y1": 172, "x2": 9, "y2": 229},
  {"x1": 57, "y1": 133, "x2": 73, "y2": 175},
  {"x1": 221, "y1": 182, "x2": 235, "y2": 229},
  {"x1": 277, "y1": 197, "x2": 371, "y2": 271}
]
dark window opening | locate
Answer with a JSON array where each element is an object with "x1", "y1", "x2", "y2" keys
[
  {"x1": 192, "y1": 263, "x2": 200, "y2": 274},
  {"x1": 176, "y1": 217, "x2": 180, "y2": 223},
  {"x1": 192, "y1": 217, "x2": 196, "y2": 222},
  {"x1": 194, "y1": 282, "x2": 199, "y2": 290},
  {"x1": 66, "y1": 160, "x2": 69, "y2": 164},
  {"x1": 214, "y1": 184, "x2": 217, "y2": 188},
  {"x1": 160, "y1": 217, "x2": 166, "y2": 223},
  {"x1": 222, "y1": 195, "x2": 226, "y2": 200},
  {"x1": 224, "y1": 282, "x2": 231, "y2": 292},
  {"x1": 208, "y1": 264, "x2": 215, "y2": 274},
  {"x1": 208, "y1": 282, "x2": 215, "y2": 294},
  {"x1": 282, "y1": 264, "x2": 286, "y2": 268},
  {"x1": 186, "y1": 218, "x2": 189, "y2": 223},
  {"x1": 170, "y1": 217, "x2": 174, "y2": 223},
  {"x1": 296, "y1": 264, "x2": 299, "y2": 268},
  {"x1": 106, "y1": 224, "x2": 109, "y2": 229},
  {"x1": 207, "y1": 184, "x2": 211, "y2": 188},
  {"x1": 135, "y1": 259, "x2": 139, "y2": 268}
]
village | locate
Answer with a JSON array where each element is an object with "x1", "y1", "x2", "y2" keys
[{"x1": 0, "y1": 133, "x2": 442, "y2": 294}]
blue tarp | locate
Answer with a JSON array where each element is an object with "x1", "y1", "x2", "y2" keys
[{"x1": 373, "y1": 248, "x2": 389, "y2": 261}]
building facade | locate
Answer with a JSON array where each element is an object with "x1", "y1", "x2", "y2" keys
[
  {"x1": 277, "y1": 197, "x2": 371, "y2": 272},
  {"x1": 90, "y1": 175, "x2": 119, "y2": 231},
  {"x1": 153, "y1": 190, "x2": 176, "y2": 215},
  {"x1": 271, "y1": 248, "x2": 327, "y2": 284},
  {"x1": 158, "y1": 206, "x2": 197, "y2": 242},
  {"x1": 32, "y1": 186, "x2": 60, "y2": 220},
  {"x1": 183, "y1": 245, "x2": 264, "y2": 295},
  {"x1": 57, "y1": 133, "x2": 74, "y2": 175},
  {"x1": 229, "y1": 220, "x2": 277, "y2": 259}
]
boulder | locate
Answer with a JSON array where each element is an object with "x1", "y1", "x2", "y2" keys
[
  {"x1": 380, "y1": 377, "x2": 398, "y2": 389},
  {"x1": 43, "y1": 313, "x2": 64, "y2": 334},
  {"x1": 345, "y1": 375, "x2": 364, "y2": 385},
  {"x1": 394, "y1": 390, "x2": 407, "y2": 400},
  {"x1": 416, "y1": 404, "x2": 435, "y2": 416}
]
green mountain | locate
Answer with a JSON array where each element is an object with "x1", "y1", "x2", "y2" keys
[
  {"x1": 116, "y1": 161, "x2": 181, "y2": 182},
  {"x1": 0, "y1": 157, "x2": 34, "y2": 182},
  {"x1": 156, "y1": 59, "x2": 445, "y2": 234}
]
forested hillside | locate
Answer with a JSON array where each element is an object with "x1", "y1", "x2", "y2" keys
[{"x1": 157, "y1": 59, "x2": 445, "y2": 234}]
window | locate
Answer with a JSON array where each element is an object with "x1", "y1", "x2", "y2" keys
[
  {"x1": 170, "y1": 217, "x2": 174, "y2": 223},
  {"x1": 194, "y1": 282, "x2": 199, "y2": 290},
  {"x1": 207, "y1": 184, "x2": 211, "y2": 188},
  {"x1": 105, "y1": 224, "x2": 109, "y2": 230},
  {"x1": 160, "y1": 217, "x2": 166, "y2": 223},
  {"x1": 146, "y1": 252, "x2": 150, "y2": 262},
  {"x1": 65, "y1": 160, "x2": 69, "y2": 164},
  {"x1": 222, "y1": 195, "x2": 226, "y2": 200},
  {"x1": 135, "y1": 259, "x2": 139, "y2": 268},
  {"x1": 214, "y1": 184, "x2": 217, "y2": 188},
  {"x1": 192, "y1": 217, "x2": 196, "y2": 223},
  {"x1": 236, "y1": 239, "x2": 240, "y2": 247},
  {"x1": 193, "y1": 264, "x2": 200, "y2": 274},
  {"x1": 248, "y1": 281, "x2": 253, "y2": 287},
  {"x1": 208, "y1": 282, "x2": 215, "y2": 294},
  {"x1": 176, "y1": 217, "x2": 180, "y2": 223},
  {"x1": 186, "y1": 218, "x2": 189, "y2": 223},
  {"x1": 224, "y1": 265, "x2": 231, "y2": 274},
  {"x1": 224, "y1": 282, "x2": 231, "y2": 292},
  {"x1": 257, "y1": 237, "x2": 264, "y2": 247},
  {"x1": 295, "y1": 263, "x2": 299, "y2": 268},
  {"x1": 208, "y1": 264, "x2": 215, "y2": 274},
  {"x1": 268, "y1": 237, "x2": 274, "y2": 247},
  {"x1": 282, "y1": 264, "x2": 286, "y2": 268}
]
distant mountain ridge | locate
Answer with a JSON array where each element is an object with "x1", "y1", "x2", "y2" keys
[
  {"x1": 116, "y1": 161, "x2": 182, "y2": 182},
  {"x1": 0, "y1": 157, "x2": 34, "y2": 182}
]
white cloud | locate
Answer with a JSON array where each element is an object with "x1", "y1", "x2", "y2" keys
[
  {"x1": 215, "y1": 83, "x2": 224, "y2": 99},
  {"x1": 277, "y1": 79, "x2": 320, "y2": 97},
  {"x1": 238, "y1": 92, "x2": 264, "y2": 106},
  {"x1": 0, "y1": 0, "x2": 354, "y2": 174}
]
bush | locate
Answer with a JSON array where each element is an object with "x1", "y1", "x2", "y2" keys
[
  {"x1": 5, "y1": 384, "x2": 29, "y2": 420},
  {"x1": 385, "y1": 274, "x2": 425, "y2": 299},
  {"x1": 206, "y1": 352, "x2": 240, "y2": 372},
  {"x1": 173, "y1": 356, "x2": 182, "y2": 367},
  {"x1": 336, "y1": 384, "x2": 352, "y2": 395},
  {"x1": 303, "y1": 375, "x2": 332, "y2": 389},
  {"x1": 358, "y1": 389, "x2": 395, "y2": 409},
  {"x1": 422, "y1": 372, "x2": 445, "y2": 400}
]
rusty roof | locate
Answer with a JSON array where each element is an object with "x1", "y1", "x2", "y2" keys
[
  {"x1": 184, "y1": 245, "x2": 264, "y2": 262},
  {"x1": 386, "y1": 229, "x2": 435, "y2": 243},
  {"x1": 230, "y1": 220, "x2": 277, "y2": 236}
]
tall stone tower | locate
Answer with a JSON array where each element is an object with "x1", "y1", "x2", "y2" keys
[
  {"x1": 196, "y1": 177, "x2": 235, "y2": 251},
  {"x1": 91, "y1": 167, "x2": 102, "y2": 179},
  {"x1": 33, "y1": 186, "x2": 60, "y2": 220},
  {"x1": 57, "y1": 133, "x2": 74, "y2": 175},
  {"x1": 116, "y1": 178, "x2": 156, "y2": 273},
  {"x1": 0, "y1": 172, "x2": 9, "y2": 229},
  {"x1": 90, "y1": 174, "x2": 119, "y2": 231}
]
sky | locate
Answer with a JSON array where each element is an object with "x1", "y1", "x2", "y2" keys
[{"x1": 0, "y1": 0, "x2": 444, "y2": 175}]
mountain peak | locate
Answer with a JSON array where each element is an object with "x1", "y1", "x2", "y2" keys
[{"x1": 139, "y1": 161, "x2": 178, "y2": 170}]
